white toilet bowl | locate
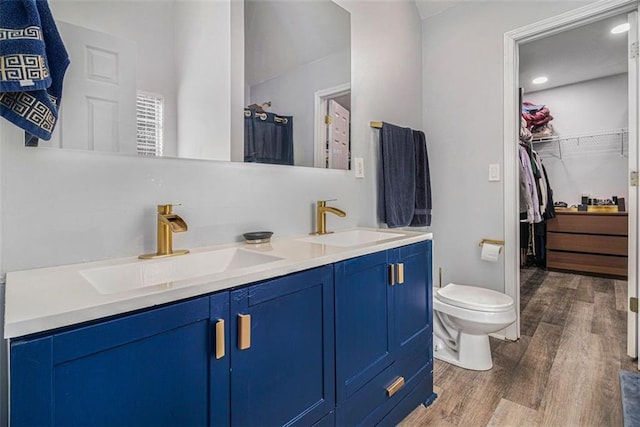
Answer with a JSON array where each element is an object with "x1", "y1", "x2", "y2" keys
[{"x1": 433, "y1": 283, "x2": 516, "y2": 371}]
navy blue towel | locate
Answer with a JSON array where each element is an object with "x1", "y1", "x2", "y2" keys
[
  {"x1": 379, "y1": 122, "x2": 416, "y2": 228},
  {"x1": 410, "y1": 129, "x2": 432, "y2": 226},
  {"x1": 0, "y1": 0, "x2": 70, "y2": 140}
]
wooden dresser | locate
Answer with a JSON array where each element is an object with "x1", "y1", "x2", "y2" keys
[{"x1": 546, "y1": 212, "x2": 628, "y2": 278}]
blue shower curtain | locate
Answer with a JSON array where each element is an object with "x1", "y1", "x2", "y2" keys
[{"x1": 244, "y1": 108, "x2": 294, "y2": 165}]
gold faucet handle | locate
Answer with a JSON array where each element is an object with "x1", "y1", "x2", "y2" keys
[{"x1": 157, "y1": 203, "x2": 182, "y2": 214}]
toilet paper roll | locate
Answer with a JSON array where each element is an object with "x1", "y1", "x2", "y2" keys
[{"x1": 481, "y1": 242, "x2": 502, "y2": 262}]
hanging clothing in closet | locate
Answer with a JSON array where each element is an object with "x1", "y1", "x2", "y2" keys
[{"x1": 519, "y1": 116, "x2": 556, "y2": 267}]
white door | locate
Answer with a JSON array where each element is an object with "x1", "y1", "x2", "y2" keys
[
  {"x1": 628, "y1": 11, "x2": 640, "y2": 361},
  {"x1": 54, "y1": 21, "x2": 137, "y2": 153},
  {"x1": 327, "y1": 99, "x2": 350, "y2": 170}
]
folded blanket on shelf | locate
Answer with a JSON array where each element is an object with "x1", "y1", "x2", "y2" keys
[
  {"x1": 522, "y1": 102, "x2": 545, "y2": 114},
  {"x1": 522, "y1": 101, "x2": 553, "y2": 130}
]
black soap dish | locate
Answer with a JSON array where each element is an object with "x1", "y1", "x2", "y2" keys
[{"x1": 243, "y1": 231, "x2": 273, "y2": 244}]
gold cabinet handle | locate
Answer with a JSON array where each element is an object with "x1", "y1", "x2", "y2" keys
[
  {"x1": 215, "y1": 319, "x2": 225, "y2": 359},
  {"x1": 386, "y1": 376, "x2": 405, "y2": 397},
  {"x1": 238, "y1": 314, "x2": 251, "y2": 350},
  {"x1": 397, "y1": 263, "x2": 405, "y2": 284},
  {"x1": 389, "y1": 264, "x2": 396, "y2": 286}
]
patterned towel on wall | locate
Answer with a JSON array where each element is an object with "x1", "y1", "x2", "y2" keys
[{"x1": 0, "y1": 0, "x2": 69, "y2": 140}]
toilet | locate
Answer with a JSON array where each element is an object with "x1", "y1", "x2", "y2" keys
[{"x1": 433, "y1": 283, "x2": 516, "y2": 371}]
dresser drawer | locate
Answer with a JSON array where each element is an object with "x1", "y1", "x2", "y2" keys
[
  {"x1": 547, "y1": 251, "x2": 627, "y2": 277},
  {"x1": 547, "y1": 213, "x2": 627, "y2": 235},
  {"x1": 547, "y1": 233, "x2": 627, "y2": 256}
]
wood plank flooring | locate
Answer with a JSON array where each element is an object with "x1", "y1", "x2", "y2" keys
[{"x1": 399, "y1": 268, "x2": 637, "y2": 426}]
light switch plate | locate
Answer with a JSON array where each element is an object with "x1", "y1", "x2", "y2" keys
[
  {"x1": 489, "y1": 163, "x2": 500, "y2": 181},
  {"x1": 354, "y1": 157, "x2": 364, "y2": 178}
]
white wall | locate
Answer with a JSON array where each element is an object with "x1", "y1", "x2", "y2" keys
[
  {"x1": 175, "y1": 1, "x2": 231, "y2": 161},
  {"x1": 525, "y1": 73, "x2": 628, "y2": 135},
  {"x1": 525, "y1": 73, "x2": 629, "y2": 205},
  {"x1": 0, "y1": 1, "x2": 423, "y2": 424},
  {"x1": 421, "y1": 1, "x2": 594, "y2": 292},
  {"x1": 249, "y1": 49, "x2": 350, "y2": 167}
]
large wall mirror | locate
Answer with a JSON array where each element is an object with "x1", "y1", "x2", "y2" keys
[{"x1": 40, "y1": 0, "x2": 350, "y2": 169}]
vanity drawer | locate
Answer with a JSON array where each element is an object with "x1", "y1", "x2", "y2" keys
[{"x1": 336, "y1": 349, "x2": 430, "y2": 426}]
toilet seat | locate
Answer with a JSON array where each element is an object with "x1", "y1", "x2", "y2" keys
[{"x1": 436, "y1": 283, "x2": 514, "y2": 313}]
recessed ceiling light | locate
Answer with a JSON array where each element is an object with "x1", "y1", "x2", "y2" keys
[
  {"x1": 611, "y1": 23, "x2": 630, "y2": 34},
  {"x1": 532, "y1": 76, "x2": 548, "y2": 85}
]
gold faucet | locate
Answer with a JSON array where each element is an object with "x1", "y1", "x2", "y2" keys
[
  {"x1": 139, "y1": 204, "x2": 190, "y2": 259},
  {"x1": 314, "y1": 200, "x2": 346, "y2": 235}
]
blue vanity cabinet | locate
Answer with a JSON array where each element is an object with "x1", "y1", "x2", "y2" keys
[
  {"x1": 334, "y1": 240, "x2": 433, "y2": 426},
  {"x1": 9, "y1": 239, "x2": 433, "y2": 427},
  {"x1": 10, "y1": 293, "x2": 231, "y2": 427},
  {"x1": 229, "y1": 265, "x2": 335, "y2": 427}
]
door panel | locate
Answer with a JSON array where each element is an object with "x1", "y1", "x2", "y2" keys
[
  {"x1": 56, "y1": 21, "x2": 136, "y2": 153},
  {"x1": 54, "y1": 323, "x2": 209, "y2": 426},
  {"x1": 230, "y1": 266, "x2": 335, "y2": 427},
  {"x1": 394, "y1": 241, "x2": 432, "y2": 358},
  {"x1": 335, "y1": 250, "x2": 393, "y2": 402},
  {"x1": 11, "y1": 297, "x2": 214, "y2": 427},
  {"x1": 328, "y1": 99, "x2": 350, "y2": 170}
]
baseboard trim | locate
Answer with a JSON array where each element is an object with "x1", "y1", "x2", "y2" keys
[{"x1": 488, "y1": 332, "x2": 508, "y2": 341}]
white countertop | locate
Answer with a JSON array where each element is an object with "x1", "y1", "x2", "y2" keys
[{"x1": 4, "y1": 227, "x2": 432, "y2": 339}]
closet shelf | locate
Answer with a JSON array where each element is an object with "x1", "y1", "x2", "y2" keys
[{"x1": 532, "y1": 128, "x2": 628, "y2": 159}]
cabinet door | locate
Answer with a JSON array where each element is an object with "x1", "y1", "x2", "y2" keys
[
  {"x1": 335, "y1": 242, "x2": 434, "y2": 426},
  {"x1": 393, "y1": 241, "x2": 432, "y2": 358},
  {"x1": 210, "y1": 292, "x2": 231, "y2": 427},
  {"x1": 230, "y1": 266, "x2": 335, "y2": 427},
  {"x1": 10, "y1": 295, "x2": 229, "y2": 427},
  {"x1": 335, "y1": 250, "x2": 393, "y2": 402}
]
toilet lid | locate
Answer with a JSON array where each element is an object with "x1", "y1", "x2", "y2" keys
[{"x1": 436, "y1": 283, "x2": 514, "y2": 312}]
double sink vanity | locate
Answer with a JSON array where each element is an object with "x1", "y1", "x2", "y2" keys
[{"x1": 6, "y1": 227, "x2": 435, "y2": 426}]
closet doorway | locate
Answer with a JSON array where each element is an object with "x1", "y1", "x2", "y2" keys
[{"x1": 503, "y1": 0, "x2": 640, "y2": 364}]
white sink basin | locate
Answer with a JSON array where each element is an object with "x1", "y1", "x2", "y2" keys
[
  {"x1": 80, "y1": 248, "x2": 283, "y2": 295},
  {"x1": 297, "y1": 229, "x2": 405, "y2": 248}
]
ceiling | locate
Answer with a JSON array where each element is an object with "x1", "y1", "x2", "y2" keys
[
  {"x1": 519, "y1": 13, "x2": 628, "y2": 94},
  {"x1": 414, "y1": 1, "x2": 460, "y2": 19},
  {"x1": 414, "y1": 2, "x2": 628, "y2": 94},
  {"x1": 246, "y1": 2, "x2": 628, "y2": 96}
]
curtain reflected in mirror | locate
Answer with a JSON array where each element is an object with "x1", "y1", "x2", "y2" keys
[{"x1": 244, "y1": 106, "x2": 293, "y2": 165}]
